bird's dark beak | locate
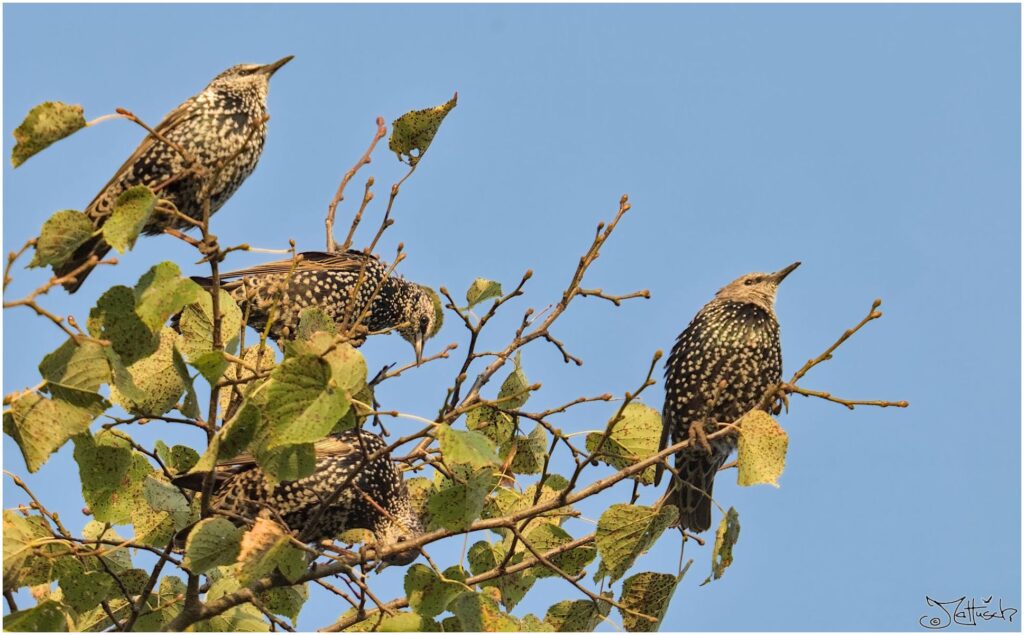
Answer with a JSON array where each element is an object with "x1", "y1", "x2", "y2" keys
[
  {"x1": 771, "y1": 261, "x2": 801, "y2": 283},
  {"x1": 413, "y1": 334, "x2": 424, "y2": 365},
  {"x1": 262, "y1": 55, "x2": 294, "y2": 76}
]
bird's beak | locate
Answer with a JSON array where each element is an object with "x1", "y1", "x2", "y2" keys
[
  {"x1": 413, "y1": 333, "x2": 425, "y2": 365},
  {"x1": 771, "y1": 261, "x2": 801, "y2": 283},
  {"x1": 261, "y1": 55, "x2": 294, "y2": 76}
]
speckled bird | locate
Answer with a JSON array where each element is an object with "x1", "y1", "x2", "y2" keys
[
  {"x1": 656, "y1": 262, "x2": 799, "y2": 532},
  {"x1": 191, "y1": 250, "x2": 443, "y2": 360},
  {"x1": 55, "y1": 56, "x2": 293, "y2": 292},
  {"x1": 174, "y1": 429, "x2": 423, "y2": 565}
]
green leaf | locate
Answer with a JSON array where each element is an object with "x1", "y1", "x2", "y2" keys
[
  {"x1": 449, "y1": 589, "x2": 521, "y2": 632},
  {"x1": 544, "y1": 599, "x2": 610, "y2": 632},
  {"x1": 39, "y1": 338, "x2": 110, "y2": 393},
  {"x1": 133, "y1": 261, "x2": 202, "y2": 332},
  {"x1": 190, "y1": 403, "x2": 260, "y2": 475},
  {"x1": 594, "y1": 504, "x2": 678, "y2": 584},
  {"x1": 467, "y1": 540, "x2": 534, "y2": 610},
  {"x1": 702, "y1": 507, "x2": 740, "y2": 585},
  {"x1": 501, "y1": 424, "x2": 547, "y2": 475},
  {"x1": 297, "y1": 306, "x2": 337, "y2": 339},
  {"x1": 389, "y1": 93, "x2": 457, "y2": 166},
  {"x1": 81, "y1": 521, "x2": 133, "y2": 574},
  {"x1": 466, "y1": 405, "x2": 515, "y2": 446},
  {"x1": 520, "y1": 614, "x2": 556, "y2": 632},
  {"x1": 404, "y1": 564, "x2": 467, "y2": 618},
  {"x1": 345, "y1": 612, "x2": 439, "y2": 632},
  {"x1": 88, "y1": 285, "x2": 159, "y2": 365},
  {"x1": 5, "y1": 388, "x2": 107, "y2": 472},
  {"x1": 59, "y1": 560, "x2": 115, "y2": 612},
  {"x1": 437, "y1": 426, "x2": 498, "y2": 469},
  {"x1": 133, "y1": 476, "x2": 195, "y2": 547},
  {"x1": 618, "y1": 571, "x2": 683, "y2": 632},
  {"x1": 405, "y1": 476, "x2": 435, "y2": 527},
  {"x1": 585, "y1": 402, "x2": 663, "y2": 484},
  {"x1": 465, "y1": 277, "x2": 502, "y2": 308},
  {"x1": 3, "y1": 512, "x2": 66, "y2": 590},
  {"x1": 109, "y1": 327, "x2": 188, "y2": 416},
  {"x1": 427, "y1": 466, "x2": 495, "y2": 532},
  {"x1": 102, "y1": 185, "x2": 155, "y2": 253},
  {"x1": 208, "y1": 604, "x2": 270, "y2": 632},
  {"x1": 218, "y1": 344, "x2": 276, "y2": 415},
  {"x1": 237, "y1": 518, "x2": 307, "y2": 585},
  {"x1": 131, "y1": 575, "x2": 185, "y2": 631},
  {"x1": 497, "y1": 351, "x2": 529, "y2": 409},
  {"x1": 736, "y1": 410, "x2": 789, "y2": 487},
  {"x1": 29, "y1": 209, "x2": 94, "y2": 268},
  {"x1": 3, "y1": 599, "x2": 68, "y2": 632},
  {"x1": 285, "y1": 332, "x2": 368, "y2": 394},
  {"x1": 190, "y1": 349, "x2": 229, "y2": 385},
  {"x1": 523, "y1": 523, "x2": 595, "y2": 578},
  {"x1": 263, "y1": 354, "x2": 350, "y2": 449},
  {"x1": 12, "y1": 101, "x2": 86, "y2": 167},
  {"x1": 177, "y1": 288, "x2": 244, "y2": 359},
  {"x1": 256, "y1": 443, "x2": 318, "y2": 486},
  {"x1": 184, "y1": 517, "x2": 243, "y2": 573},
  {"x1": 154, "y1": 441, "x2": 200, "y2": 474},
  {"x1": 73, "y1": 431, "x2": 151, "y2": 524},
  {"x1": 259, "y1": 584, "x2": 308, "y2": 621}
]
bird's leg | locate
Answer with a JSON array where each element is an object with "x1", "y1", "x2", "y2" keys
[
  {"x1": 689, "y1": 420, "x2": 713, "y2": 455},
  {"x1": 771, "y1": 383, "x2": 791, "y2": 415}
]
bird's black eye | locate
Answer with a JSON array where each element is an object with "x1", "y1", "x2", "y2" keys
[
  {"x1": 744, "y1": 278, "x2": 755, "y2": 286},
  {"x1": 419, "y1": 316, "x2": 429, "y2": 333},
  {"x1": 396, "y1": 535, "x2": 408, "y2": 543}
]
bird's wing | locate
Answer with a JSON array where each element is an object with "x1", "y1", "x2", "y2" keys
[
  {"x1": 84, "y1": 98, "x2": 200, "y2": 215},
  {"x1": 214, "y1": 250, "x2": 381, "y2": 281}
]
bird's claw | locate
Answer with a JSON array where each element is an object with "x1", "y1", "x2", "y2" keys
[
  {"x1": 689, "y1": 421, "x2": 713, "y2": 454},
  {"x1": 771, "y1": 384, "x2": 790, "y2": 415}
]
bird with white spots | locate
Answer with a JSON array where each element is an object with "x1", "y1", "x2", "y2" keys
[
  {"x1": 173, "y1": 429, "x2": 423, "y2": 565},
  {"x1": 656, "y1": 262, "x2": 800, "y2": 532},
  {"x1": 55, "y1": 56, "x2": 293, "y2": 292},
  {"x1": 190, "y1": 249, "x2": 443, "y2": 361}
]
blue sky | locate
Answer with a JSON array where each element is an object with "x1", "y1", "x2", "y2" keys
[{"x1": 3, "y1": 4, "x2": 1020, "y2": 631}]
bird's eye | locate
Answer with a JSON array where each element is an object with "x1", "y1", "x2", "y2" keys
[
  {"x1": 419, "y1": 316, "x2": 429, "y2": 333},
  {"x1": 744, "y1": 278, "x2": 755, "y2": 286},
  {"x1": 396, "y1": 535, "x2": 408, "y2": 543}
]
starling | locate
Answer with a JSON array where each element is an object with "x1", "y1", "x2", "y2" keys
[
  {"x1": 656, "y1": 262, "x2": 799, "y2": 532},
  {"x1": 55, "y1": 56, "x2": 293, "y2": 292},
  {"x1": 191, "y1": 250, "x2": 443, "y2": 360},
  {"x1": 174, "y1": 429, "x2": 423, "y2": 565}
]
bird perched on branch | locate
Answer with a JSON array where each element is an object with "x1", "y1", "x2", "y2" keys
[
  {"x1": 656, "y1": 262, "x2": 799, "y2": 532},
  {"x1": 191, "y1": 250, "x2": 443, "y2": 361},
  {"x1": 173, "y1": 429, "x2": 423, "y2": 565},
  {"x1": 55, "y1": 56, "x2": 293, "y2": 292}
]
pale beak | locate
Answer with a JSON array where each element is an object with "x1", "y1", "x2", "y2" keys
[
  {"x1": 771, "y1": 261, "x2": 801, "y2": 283},
  {"x1": 413, "y1": 333, "x2": 425, "y2": 365},
  {"x1": 261, "y1": 55, "x2": 294, "y2": 76}
]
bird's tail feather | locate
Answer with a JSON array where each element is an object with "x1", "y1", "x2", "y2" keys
[
  {"x1": 669, "y1": 452, "x2": 724, "y2": 533},
  {"x1": 53, "y1": 235, "x2": 111, "y2": 294}
]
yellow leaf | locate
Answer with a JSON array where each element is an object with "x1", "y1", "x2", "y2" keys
[{"x1": 736, "y1": 410, "x2": 789, "y2": 487}]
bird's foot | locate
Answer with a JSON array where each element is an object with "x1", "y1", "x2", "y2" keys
[
  {"x1": 689, "y1": 421, "x2": 713, "y2": 454},
  {"x1": 771, "y1": 384, "x2": 791, "y2": 415}
]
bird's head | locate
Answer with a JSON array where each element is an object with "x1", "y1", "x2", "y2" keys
[
  {"x1": 714, "y1": 261, "x2": 801, "y2": 312},
  {"x1": 207, "y1": 56, "x2": 294, "y2": 96},
  {"x1": 398, "y1": 285, "x2": 444, "y2": 364},
  {"x1": 373, "y1": 503, "x2": 425, "y2": 567}
]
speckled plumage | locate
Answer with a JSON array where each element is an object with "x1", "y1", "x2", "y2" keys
[
  {"x1": 192, "y1": 250, "x2": 442, "y2": 356},
  {"x1": 176, "y1": 429, "x2": 422, "y2": 565},
  {"x1": 56, "y1": 57, "x2": 292, "y2": 292},
  {"x1": 657, "y1": 262, "x2": 799, "y2": 532}
]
